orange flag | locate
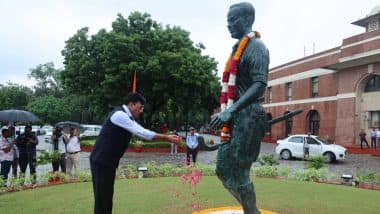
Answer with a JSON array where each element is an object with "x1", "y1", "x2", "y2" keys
[{"x1": 132, "y1": 70, "x2": 137, "y2": 92}]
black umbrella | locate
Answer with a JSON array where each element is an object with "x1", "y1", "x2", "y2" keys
[
  {"x1": 0, "y1": 109, "x2": 40, "y2": 123},
  {"x1": 55, "y1": 121, "x2": 85, "y2": 133}
]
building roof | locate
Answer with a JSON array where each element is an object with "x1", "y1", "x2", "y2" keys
[{"x1": 352, "y1": 5, "x2": 380, "y2": 27}]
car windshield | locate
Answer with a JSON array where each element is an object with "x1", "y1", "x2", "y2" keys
[{"x1": 316, "y1": 137, "x2": 330, "y2": 144}]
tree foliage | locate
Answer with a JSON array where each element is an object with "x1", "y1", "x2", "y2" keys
[
  {"x1": 0, "y1": 83, "x2": 33, "y2": 110},
  {"x1": 28, "y1": 62, "x2": 64, "y2": 98},
  {"x1": 61, "y1": 12, "x2": 221, "y2": 128},
  {"x1": 26, "y1": 95, "x2": 91, "y2": 125}
]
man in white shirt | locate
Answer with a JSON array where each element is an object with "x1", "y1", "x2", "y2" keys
[
  {"x1": 370, "y1": 128, "x2": 377, "y2": 149},
  {"x1": 90, "y1": 92, "x2": 180, "y2": 214},
  {"x1": 186, "y1": 127, "x2": 199, "y2": 165},
  {"x1": 376, "y1": 129, "x2": 380, "y2": 149},
  {"x1": 0, "y1": 128, "x2": 14, "y2": 182},
  {"x1": 304, "y1": 132, "x2": 311, "y2": 160}
]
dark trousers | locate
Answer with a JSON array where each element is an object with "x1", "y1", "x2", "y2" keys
[
  {"x1": 52, "y1": 153, "x2": 66, "y2": 173},
  {"x1": 1, "y1": 160, "x2": 12, "y2": 180},
  {"x1": 12, "y1": 158, "x2": 18, "y2": 178},
  {"x1": 371, "y1": 137, "x2": 377, "y2": 148},
  {"x1": 360, "y1": 138, "x2": 370, "y2": 149},
  {"x1": 19, "y1": 153, "x2": 37, "y2": 183},
  {"x1": 90, "y1": 161, "x2": 116, "y2": 214},
  {"x1": 186, "y1": 146, "x2": 198, "y2": 165}
]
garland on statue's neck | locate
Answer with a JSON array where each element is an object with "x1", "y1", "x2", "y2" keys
[{"x1": 219, "y1": 31, "x2": 261, "y2": 142}]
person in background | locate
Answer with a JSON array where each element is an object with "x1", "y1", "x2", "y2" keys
[
  {"x1": 0, "y1": 128, "x2": 13, "y2": 182},
  {"x1": 186, "y1": 127, "x2": 199, "y2": 165},
  {"x1": 359, "y1": 129, "x2": 369, "y2": 149},
  {"x1": 376, "y1": 129, "x2": 380, "y2": 149},
  {"x1": 7, "y1": 125, "x2": 18, "y2": 178},
  {"x1": 16, "y1": 125, "x2": 38, "y2": 184},
  {"x1": 370, "y1": 128, "x2": 377, "y2": 149},
  {"x1": 65, "y1": 128, "x2": 81, "y2": 177},
  {"x1": 170, "y1": 129, "x2": 178, "y2": 155},
  {"x1": 51, "y1": 127, "x2": 68, "y2": 173},
  {"x1": 304, "y1": 132, "x2": 311, "y2": 160}
]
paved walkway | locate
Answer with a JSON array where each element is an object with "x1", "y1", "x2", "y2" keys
[{"x1": 32, "y1": 134, "x2": 380, "y2": 179}]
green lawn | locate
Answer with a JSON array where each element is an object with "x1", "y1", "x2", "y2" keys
[{"x1": 0, "y1": 176, "x2": 379, "y2": 214}]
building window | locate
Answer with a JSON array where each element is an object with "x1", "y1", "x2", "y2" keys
[
  {"x1": 266, "y1": 113, "x2": 272, "y2": 135},
  {"x1": 370, "y1": 111, "x2": 380, "y2": 128},
  {"x1": 364, "y1": 75, "x2": 380, "y2": 92},
  {"x1": 308, "y1": 110, "x2": 320, "y2": 135},
  {"x1": 286, "y1": 82, "x2": 292, "y2": 101},
  {"x1": 311, "y1": 77, "x2": 319, "y2": 98},
  {"x1": 267, "y1": 87, "x2": 272, "y2": 103}
]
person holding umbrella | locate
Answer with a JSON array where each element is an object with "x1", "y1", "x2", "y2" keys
[
  {"x1": 15, "y1": 125, "x2": 38, "y2": 184},
  {"x1": 90, "y1": 92, "x2": 181, "y2": 214}
]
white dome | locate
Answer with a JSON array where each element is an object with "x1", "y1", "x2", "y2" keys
[{"x1": 369, "y1": 5, "x2": 380, "y2": 16}]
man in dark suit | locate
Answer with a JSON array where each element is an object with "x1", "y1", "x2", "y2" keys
[{"x1": 90, "y1": 92, "x2": 180, "y2": 214}]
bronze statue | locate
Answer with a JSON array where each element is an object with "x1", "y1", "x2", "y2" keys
[{"x1": 203, "y1": 2, "x2": 302, "y2": 214}]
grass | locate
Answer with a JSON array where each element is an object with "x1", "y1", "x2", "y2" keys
[{"x1": 1, "y1": 176, "x2": 380, "y2": 214}]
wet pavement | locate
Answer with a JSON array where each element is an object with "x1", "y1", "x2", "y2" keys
[{"x1": 32, "y1": 134, "x2": 380, "y2": 178}]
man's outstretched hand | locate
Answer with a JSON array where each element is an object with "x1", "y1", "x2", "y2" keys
[
  {"x1": 210, "y1": 110, "x2": 232, "y2": 130},
  {"x1": 165, "y1": 134, "x2": 182, "y2": 145}
]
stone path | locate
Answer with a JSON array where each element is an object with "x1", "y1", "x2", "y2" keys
[{"x1": 32, "y1": 134, "x2": 380, "y2": 178}]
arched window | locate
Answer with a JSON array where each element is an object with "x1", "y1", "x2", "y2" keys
[
  {"x1": 308, "y1": 110, "x2": 320, "y2": 135},
  {"x1": 284, "y1": 111, "x2": 292, "y2": 137},
  {"x1": 364, "y1": 75, "x2": 380, "y2": 92}
]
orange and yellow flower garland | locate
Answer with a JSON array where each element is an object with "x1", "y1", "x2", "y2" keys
[{"x1": 219, "y1": 31, "x2": 260, "y2": 142}]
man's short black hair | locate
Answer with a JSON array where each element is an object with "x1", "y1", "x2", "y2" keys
[
  {"x1": 124, "y1": 92, "x2": 146, "y2": 105},
  {"x1": 2, "y1": 128, "x2": 9, "y2": 135}
]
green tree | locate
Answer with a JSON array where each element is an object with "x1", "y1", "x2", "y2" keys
[
  {"x1": 28, "y1": 62, "x2": 64, "y2": 98},
  {"x1": 0, "y1": 83, "x2": 33, "y2": 110},
  {"x1": 61, "y1": 12, "x2": 220, "y2": 128}
]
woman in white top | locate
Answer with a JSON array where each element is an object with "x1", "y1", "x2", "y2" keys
[{"x1": 65, "y1": 128, "x2": 80, "y2": 177}]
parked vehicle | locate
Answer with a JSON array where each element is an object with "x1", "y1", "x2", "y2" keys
[
  {"x1": 275, "y1": 134, "x2": 347, "y2": 163},
  {"x1": 42, "y1": 125, "x2": 54, "y2": 143},
  {"x1": 15, "y1": 125, "x2": 42, "y2": 136},
  {"x1": 80, "y1": 125, "x2": 102, "y2": 138}
]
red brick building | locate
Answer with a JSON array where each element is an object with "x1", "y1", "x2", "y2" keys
[{"x1": 264, "y1": 6, "x2": 380, "y2": 146}]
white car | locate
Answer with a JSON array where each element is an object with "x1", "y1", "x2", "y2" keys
[
  {"x1": 275, "y1": 134, "x2": 347, "y2": 163},
  {"x1": 80, "y1": 125, "x2": 102, "y2": 138}
]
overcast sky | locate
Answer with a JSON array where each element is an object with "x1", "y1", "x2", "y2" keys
[{"x1": 0, "y1": 0, "x2": 379, "y2": 86}]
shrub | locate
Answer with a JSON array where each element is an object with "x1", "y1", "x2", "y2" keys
[
  {"x1": 356, "y1": 170, "x2": 376, "y2": 183},
  {"x1": 125, "y1": 164, "x2": 138, "y2": 178},
  {"x1": 306, "y1": 156, "x2": 327, "y2": 169},
  {"x1": 81, "y1": 139, "x2": 95, "y2": 147},
  {"x1": 158, "y1": 163, "x2": 178, "y2": 177},
  {"x1": 143, "y1": 161, "x2": 160, "y2": 177},
  {"x1": 77, "y1": 170, "x2": 92, "y2": 182},
  {"x1": 292, "y1": 168, "x2": 328, "y2": 182},
  {"x1": 277, "y1": 167, "x2": 292, "y2": 178},
  {"x1": 258, "y1": 154, "x2": 279, "y2": 166},
  {"x1": 195, "y1": 164, "x2": 216, "y2": 176},
  {"x1": 252, "y1": 166, "x2": 278, "y2": 178}
]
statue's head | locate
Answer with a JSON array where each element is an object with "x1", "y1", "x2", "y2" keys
[{"x1": 227, "y1": 2, "x2": 255, "y2": 39}]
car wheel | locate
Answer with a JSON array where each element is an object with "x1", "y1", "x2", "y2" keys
[
  {"x1": 324, "y1": 152, "x2": 336, "y2": 163},
  {"x1": 280, "y1": 149, "x2": 291, "y2": 160}
]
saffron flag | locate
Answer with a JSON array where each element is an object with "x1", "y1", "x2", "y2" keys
[{"x1": 132, "y1": 70, "x2": 137, "y2": 92}]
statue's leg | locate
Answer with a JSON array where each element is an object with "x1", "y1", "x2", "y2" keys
[
  {"x1": 215, "y1": 144, "x2": 241, "y2": 203},
  {"x1": 238, "y1": 180, "x2": 260, "y2": 214}
]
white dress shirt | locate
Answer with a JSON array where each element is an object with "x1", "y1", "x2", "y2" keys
[
  {"x1": 66, "y1": 136, "x2": 80, "y2": 153},
  {"x1": 110, "y1": 105, "x2": 156, "y2": 140},
  {"x1": 0, "y1": 136, "x2": 14, "y2": 161},
  {"x1": 186, "y1": 134, "x2": 199, "y2": 149}
]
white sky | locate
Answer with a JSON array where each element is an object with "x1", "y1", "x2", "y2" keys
[{"x1": 0, "y1": 0, "x2": 379, "y2": 86}]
